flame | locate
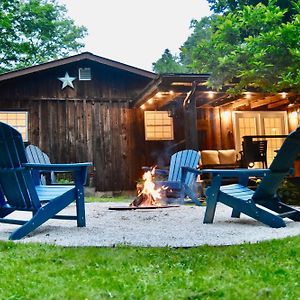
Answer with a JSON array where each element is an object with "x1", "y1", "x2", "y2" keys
[{"x1": 131, "y1": 167, "x2": 166, "y2": 207}]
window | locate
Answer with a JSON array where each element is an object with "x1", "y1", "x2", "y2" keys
[
  {"x1": 233, "y1": 111, "x2": 288, "y2": 167},
  {"x1": 78, "y1": 68, "x2": 91, "y2": 80},
  {"x1": 144, "y1": 111, "x2": 174, "y2": 141},
  {"x1": 0, "y1": 111, "x2": 28, "y2": 141}
]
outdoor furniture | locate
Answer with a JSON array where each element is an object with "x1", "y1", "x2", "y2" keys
[
  {"x1": 144, "y1": 149, "x2": 201, "y2": 206},
  {"x1": 181, "y1": 126, "x2": 300, "y2": 227},
  {"x1": 200, "y1": 149, "x2": 239, "y2": 169},
  {"x1": 25, "y1": 144, "x2": 56, "y2": 184},
  {"x1": 0, "y1": 122, "x2": 92, "y2": 240},
  {"x1": 240, "y1": 140, "x2": 268, "y2": 168},
  {"x1": 199, "y1": 149, "x2": 240, "y2": 186}
]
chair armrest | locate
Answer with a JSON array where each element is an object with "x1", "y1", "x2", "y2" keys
[
  {"x1": 181, "y1": 166, "x2": 202, "y2": 176},
  {"x1": 23, "y1": 162, "x2": 92, "y2": 185},
  {"x1": 201, "y1": 168, "x2": 270, "y2": 178},
  {"x1": 23, "y1": 162, "x2": 92, "y2": 172}
]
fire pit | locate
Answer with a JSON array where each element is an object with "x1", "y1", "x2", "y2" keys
[{"x1": 109, "y1": 168, "x2": 180, "y2": 210}]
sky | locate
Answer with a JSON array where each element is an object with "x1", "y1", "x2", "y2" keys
[{"x1": 58, "y1": 0, "x2": 211, "y2": 71}]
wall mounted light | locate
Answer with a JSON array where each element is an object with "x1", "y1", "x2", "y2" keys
[
  {"x1": 244, "y1": 92, "x2": 252, "y2": 99},
  {"x1": 222, "y1": 110, "x2": 231, "y2": 120},
  {"x1": 167, "y1": 101, "x2": 178, "y2": 118},
  {"x1": 279, "y1": 92, "x2": 288, "y2": 99},
  {"x1": 208, "y1": 91, "x2": 215, "y2": 99}
]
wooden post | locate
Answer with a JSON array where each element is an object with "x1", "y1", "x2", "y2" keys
[{"x1": 183, "y1": 82, "x2": 198, "y2": 150}]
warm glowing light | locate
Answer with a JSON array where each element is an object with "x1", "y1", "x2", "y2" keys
[
  {"x1": 169, "y1": 90, "x2": 174, "y2": 95},
  {"x1": 141, "y1": 104, "x2": 146, "y2": 109},
  {"x1": 279, "y1": 92, "x2": 288, "y2": 99},
  {"x1": 290, "y1": 111, "x2": 298, "y2": 120},
  {"x1": 222, "y1": 110, "x2": 231, "y2": 119},
  {"x1": 245, "y1": 92, "x2": 252, "y2": 99},
  {"x1": 130, "y1": 167, "x2": 167, "y2": 207},
  {"x1": 208, "y1": 91, "x2": 215, "y2": 99},
  {"x1": 156, "y1": 92, "x2": 163, "y2": 98},
  {"x1": 148, "y1": 98, "x2": 153, "y2": 104}
]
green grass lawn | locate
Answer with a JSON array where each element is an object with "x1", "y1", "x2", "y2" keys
[
  {"x1": 1, "y1": 196, "x2": 300, "y2": 299},
  {"x1": 1, "y1": 236, "x2": 300, "y2": 299}
]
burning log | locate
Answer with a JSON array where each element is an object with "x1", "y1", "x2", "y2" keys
[
  {"x1": 129, "y1": 168, "x2": 166, "y2": 207},
  {"x1": 130, "y1": 193, "x2": 160, "y2": 207}
]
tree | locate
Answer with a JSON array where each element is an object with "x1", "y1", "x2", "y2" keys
[
  {"x1": 189, "y1": 1, "x2": 300, "y2": 93},
  {"x1": 152, "y1": 49, "x2": 187, "y2": 73},
  {"x1": 207, "y1": 0, "x2": 298, "y2": 21},
  {"x1": 0, "y1": 0, "x2": 87, "y2": 74},
  {"x1": 180, "y1": 16, "x2": 215, "y2": 70}
]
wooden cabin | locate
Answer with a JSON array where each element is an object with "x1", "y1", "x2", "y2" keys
[{"x1": 0, "y1": 53, "x2": 298, "y2": 192}]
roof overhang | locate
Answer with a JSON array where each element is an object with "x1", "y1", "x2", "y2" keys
[{"x1": 133, "y1": 73, "x2": 296, "y2": 111}]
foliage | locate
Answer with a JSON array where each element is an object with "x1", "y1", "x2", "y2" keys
[
  {"x1": 1, "y1": 236, "x2": 300, "y2": 298},
  {"x1": 152, "y1": 49, "x2": 187, "y2": 73},
  {"x1": 180, "y1": 16, "x2": 216, "y2": 71},
  {"x1": 207, "y1": 0, "x2": 298, "y2": 21},
  {"x1": 277, "y1": 178, "x2": 300, "y2": 205},
  {"x1": 187, "y1": 1, "x2": 300, "y2": 94},
  {"x1": 0, "y1": 0, "x2": 87, "y2": 74},
  {"x1": 153, "y1": 1, "x2": 300, "y2": 94}
]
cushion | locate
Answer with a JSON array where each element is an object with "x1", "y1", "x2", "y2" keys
[
  {"x1": 201, "y1": 150, "x2": 220, "y2": 165},
  {"x1": 218, "y1": 149, "x2": 237, "y2": 165}
]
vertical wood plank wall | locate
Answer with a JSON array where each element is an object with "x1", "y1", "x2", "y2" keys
[{"x1": 0, "y1": 98, "x2": 142, "y2": 191}]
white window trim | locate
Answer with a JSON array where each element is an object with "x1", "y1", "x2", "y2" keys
[{"x1": 78, "y1": 68, "x2": 92, "y2": 81}]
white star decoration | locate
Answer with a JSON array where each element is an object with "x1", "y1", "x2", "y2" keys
[{"x1": 58, "y1": 72, "x2": 76, "y2": 89}]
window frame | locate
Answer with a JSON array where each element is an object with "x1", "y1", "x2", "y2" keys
[
  {"x1": 144, "y1": 110, "x2": 174, "y2": 141},
  {"x1": 0, "y1": 111, "x2": 29, "y2": 141},
  {"x1": 78, "y1": 67, "x2": 92, "y2": 81}
]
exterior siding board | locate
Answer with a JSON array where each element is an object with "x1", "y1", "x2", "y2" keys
[{"x1": 0, "y1": 61, "x2": 151, "y2": 191}]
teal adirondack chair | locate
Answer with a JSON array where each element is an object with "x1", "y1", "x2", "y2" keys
[
  {"x1": 182, "y1": 127, "x2": 300, "y2": 228},
  {"x1": 147, "y1": 149, "x2": 202, "y2": 205},
  {"x1": 0, "y1": 122, "x2": 92, "y2": 240},
  {"x1": 25, "y1": 144, "x2": 57, "y2": 184}
]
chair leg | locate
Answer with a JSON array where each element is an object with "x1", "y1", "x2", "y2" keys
[
  {"x1": 231, "y1": 208, "x2": 241, "y2": 218},
  {"x1": 183, "y1": 184, "x2": 202, "y2": 206},
  {"x1": 203, "y1": 195, "x2": 218, "y2": 223},
  {"x1": 9, "y1": 192, "x2": 76, "y2": 240},
  {"x1": 203, "y1": 176, "x2": 221, "y2": 224},
  {"x1": 258, "y1": 200, "x2": 300, "y2": 221},
  {"x1": 75, "y1": 185, "x2": 86, "y2": 227}
]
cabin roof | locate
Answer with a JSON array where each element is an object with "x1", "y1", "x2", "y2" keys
[{"x1": 0, "y1": 52, "x2": 156, "y2": 82}]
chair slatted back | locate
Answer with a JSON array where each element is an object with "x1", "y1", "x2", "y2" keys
[
  {"x1": 253, "y1": 126, "x2": 300, "y2": 200},
  {"x1": 26, "y1": 145, "x2": 56, "y2": 184},
  {"x1": 168, "y1": 150, "x2": 200, "y2": 185},
  {"x1": 0, "y1": 122, "x2": 40, "y2": 210},
  {"x1": 26, "y1": 145, "x2": 51, "y2": 164}
]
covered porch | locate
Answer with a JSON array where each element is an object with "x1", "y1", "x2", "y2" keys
[{"x1": 133, "y1": 73, "x2": 299, "y2": 167}]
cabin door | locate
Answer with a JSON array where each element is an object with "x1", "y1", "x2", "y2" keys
[{"x1": 233, "y1": 111, "x2": 288, "y2": 166}]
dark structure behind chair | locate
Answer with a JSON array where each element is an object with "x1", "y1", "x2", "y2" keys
[{"x1": 240, "y1": 140, "x2": 268, "y2": 168}]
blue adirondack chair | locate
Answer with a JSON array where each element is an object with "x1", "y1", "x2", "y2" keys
[
  {"x1": 182, "y1": 127, "x2": 300, "y2": 228},
  {"x1": 0, "y1": 122, "x2": 92, "y2": 240},
  {"x1": 146, "y1": 149, "x2": 202, "y2": 205},
  {"x1": 25, "y1": 144, "x2": 57, "y2": 184}
]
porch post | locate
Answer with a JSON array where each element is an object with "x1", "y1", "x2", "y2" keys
[{"x1": 183, "y1": 81, "x2": 198, "y2": 150}]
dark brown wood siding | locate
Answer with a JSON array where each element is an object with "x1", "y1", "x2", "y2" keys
[{"x1": 0, "y1": 60, "x2": 152, "y2": 191}]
